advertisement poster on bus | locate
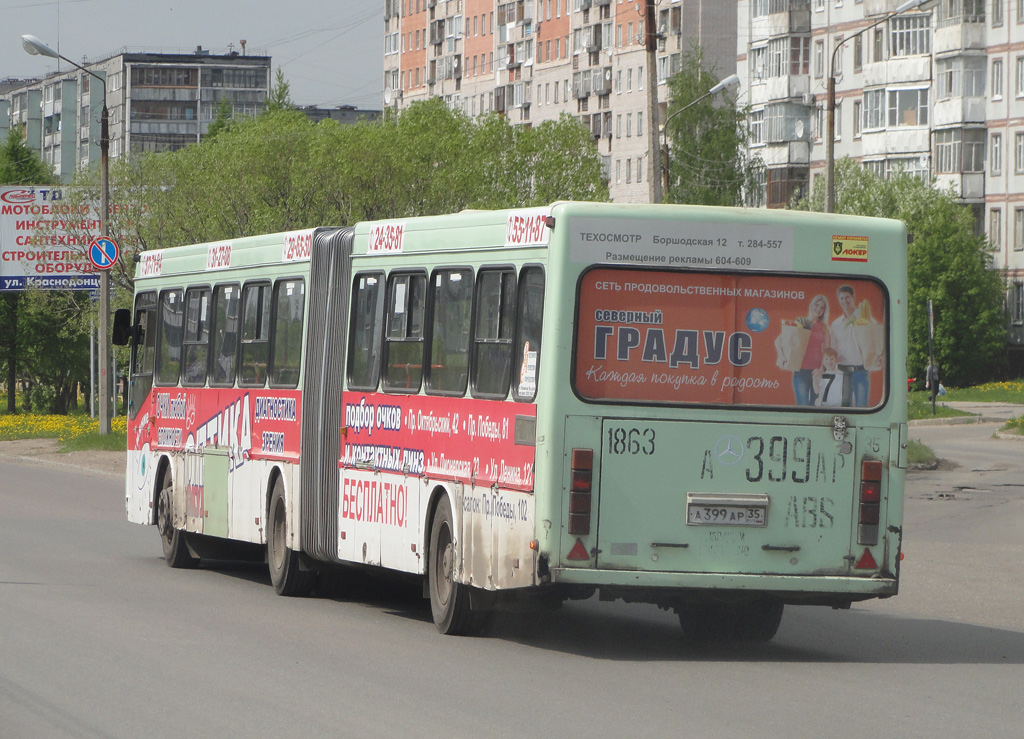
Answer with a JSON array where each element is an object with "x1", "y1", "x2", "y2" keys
[
  {"x1": 0, "y1": 186, "x2": 100, "y2": 292},
  {"x1": 341, "y1": 392, "x2": 537, "y2": 492},
  {"x1": 575, "y1": 268, "x2": 887, "y2": 409}
]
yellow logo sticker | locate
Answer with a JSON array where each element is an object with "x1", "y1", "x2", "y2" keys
[{"x1": 831, "y1": 234, "x2": 868, "y2": 262}]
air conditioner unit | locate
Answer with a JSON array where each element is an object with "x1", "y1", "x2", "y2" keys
[{"x1": 802, "y1": 92, "x2": 816, "y2": 106}]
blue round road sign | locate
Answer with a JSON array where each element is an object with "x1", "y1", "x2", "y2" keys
[{"x1": 89, "y1": 237, "x2": 119, "y2": 270}]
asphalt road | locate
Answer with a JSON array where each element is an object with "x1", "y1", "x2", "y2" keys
[{"x1": 1, "y1": 425, "x2": 1022, "y2": 738}]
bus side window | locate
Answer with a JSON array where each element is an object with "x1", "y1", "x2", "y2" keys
[
  {"x1": 181, "y1": 287, "x2": 211, "y2": 387},
  {"x1": 512, "y1": 266, "x2": 544, "y2": 402},
  {"x1": 155, "y1": 288, "x2": 183, "y2": 386},
  {"x1": 129, "y1": 292, "x2": 157, "y2": 419},
  {"x1": 240, "y1": 282, "x2": 271, "y2": 387},
  {"x1": 348, "y1": 272, "x2": 384, "y2": 391},
  {"x1": 471, "y1": 268, "x2": 516, "y2": 399},
  {"x1": 210, "y1": 284, "x2": 240, "y2": 387},
  {"x1": 426, "y1": 268, "x2": 473, "y2": 395},
  {"x1": 270, "y1": 278, "x2": 305, "y2": 388},
  {"x1": 382, "y1": 272, "x2": 426, "y2": 393}
]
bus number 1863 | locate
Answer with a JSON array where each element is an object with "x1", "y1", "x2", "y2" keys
[{"x1": 607, "y1": 427, "x2": 656, "y2": 456}]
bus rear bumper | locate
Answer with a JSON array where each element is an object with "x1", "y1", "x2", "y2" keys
[{"x1": 550, "y1": 568, "x2": 898, "y2": 605}]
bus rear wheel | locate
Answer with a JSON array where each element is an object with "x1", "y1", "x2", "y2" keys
[
  {"x1": 677, "y1": 598, "x2": 784, "y2": 642},
  {"x1": 267, "y1": 477, "x2": 314, "y2": 597},
  {"x1": 156, "y1": 473, "x2": 197, "y2": 569},
  {"x1": 428, "y1": 495, "x2": 478, "y2": 635}
]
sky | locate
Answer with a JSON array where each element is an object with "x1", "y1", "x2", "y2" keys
[{"x1": 0, "y1": 0, "x2": 384, "y2": 108}]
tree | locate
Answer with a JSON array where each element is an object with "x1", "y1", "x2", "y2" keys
[
  {"x1": 206, "y1": 97, "x2": 235, "y2": 140},
  {"x1": 663, "y1": 46, "x2": 762, "y2": 206},
  {"x1": 803, "y1": 159, "x2": 1007, "y2": 386},
  {"x1": 98, "y1": 98, "x2": 609, "y2": 266},
  {"x1": 0, "y1": 126, "x2": 55, "y2": 185},
  {"x1": 0, "y1": 126, "x2": 59, "y2": 412},
  {"x1": 266, "y1": 68, "x2": 295, "y2": 111}
]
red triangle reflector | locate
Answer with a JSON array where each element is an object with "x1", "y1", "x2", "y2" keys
[
  {"x1": 855, "y1": 548, "x2": 878, "y2": 570},
  {"x1": 566, "y1": 538, "x2": 590, "y2": 561}
]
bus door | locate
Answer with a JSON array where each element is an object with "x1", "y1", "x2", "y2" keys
[
  {"x1": 595, "y1": 419, "x2": 858, "y2": 576},
  {"x1": 126, "y1": 292, "x2": 158, "y2": 524}
]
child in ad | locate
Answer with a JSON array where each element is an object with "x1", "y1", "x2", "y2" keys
[{"x1": 813, "y1": 347, "x2": 845, "y2": 407}]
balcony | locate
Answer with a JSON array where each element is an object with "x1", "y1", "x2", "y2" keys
[
  {"x1": 932, "y1": 96, "x2": 986, "y2": 127},
  {"x1": 935, "y1": 172, "x2": 985, "y2": 200},
  {"x1": 862, "y1": 56, "x2": 930, "y2": 87},
  {"x1": 934, "y1": 22, "x2": 986, "y2": 54}
]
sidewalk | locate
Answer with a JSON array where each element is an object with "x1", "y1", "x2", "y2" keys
[{"x1": 910, "y1": 401, "x2": 1024, "y2": 428}]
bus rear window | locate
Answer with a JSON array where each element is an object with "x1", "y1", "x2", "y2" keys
[{"x1": 575, "y1": 268, "x2": 887, "y2": 409}]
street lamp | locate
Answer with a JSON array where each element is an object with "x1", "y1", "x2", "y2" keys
[
  {"x1": 23, "y1": 34, "x2": 113, "y2": 434},
  {"x1": 824, "y1": 0, "x2": 936, "y2": 213},
  {"x1": 661, "y1": 73, "x2": 740, "y2": 199}
]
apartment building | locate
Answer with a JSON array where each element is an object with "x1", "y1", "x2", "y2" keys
[
  {"x1": 383, "y1": 0, "x2": 736, "y2": 204},
  {"x1": 1, "y1": 48, "x2": 272, "y2": 184},
  {"x1": 739, "y1": 0, "x2": 1024, "y2": 353}
]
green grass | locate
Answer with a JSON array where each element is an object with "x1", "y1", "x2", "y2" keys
[
  {"x1": 907, "y1": 392, "x2": 973, "y2": 421},
  {"x1": 940, "y1": 380, "x2": 1024, "y2": 403},
  {"x1": 59, "y1": 430, "x2": 128, "y2": 453},
  {"x1": 906, "y1": 439, "x2": 936, "y2": 465}
]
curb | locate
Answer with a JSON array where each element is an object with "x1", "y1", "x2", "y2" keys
[
  {"x1": 0, "y1": 451, "x2": 125, "y2": 478},
  {"x1": 908, "y1": 415, "x2": 1004, "y2": 427}
]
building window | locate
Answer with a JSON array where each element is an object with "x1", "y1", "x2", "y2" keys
[
  {"x1": 890, "y1": 15, "x2": 931, "y2": 57},
  {"x1": 994, "y1": 0, "x2": 1004, "y2": 26},
  {"x1": 873, "y1": 28, "x2": 884, "y2": 63},
  {"x1": 936, "y1": 56, "x2": 986, "y2": 98},
  {"x1": 751, "y1": 45, "x2": 767, "y2": 81},
  {"x1": 766, "y1": 166, "x2": 808, "y2": 208},
  {"x1": 993, "y1": 58, "x2": 1004, "y2": 98},
  {"x1": 1013, "y1": 282, "x2": 1024, "y2": 324},
  {"x1": 790, "y1": 36, "x2": 810, "y2": 75},
  {"x1": 887, "y1": 88, "x2": 928, "y2": 127},
  {"x1": 1016, "y1": 132, "x2": 1024, "y2": 173},
  {"x1": 854, "y1": 35, "x2": 863, "y2": 72},
  {"x1": 750, "y1": 108, "x2": 765, "y2": 145},
  {"x1": 1015, "y1": 208, "x2": 1024, "y2": 251},
  {"x1": 625, "y1": 158, "x2": 632, "y2": 183},
  {"x1": 864, "y1": 89, "x2": 886, "y2": 130},
  {"x1": 1016, "y1": 57, "x2": 1024, "y2": 96},
  {"x1": 989, "y1": 209, "x2": 1002, "y2": 251},
  {"x1": 938, "y1": 0, "x2": 984, "y2": 26},
  {"x1": 814, "y1": 40, "x2": 824, "y2": 79},
  {"x1": 637, "y1": 110, "x2": 643, "y2": 136},
  {"x1": 935, "y1": 128, "x2": 985, "y2": 173},
  {"x1": 853, "y1": 100, "x2": 862, "y2": 138},
  {"x1": 991, "y1": 132, "x2": 1003, "y2": 174}
]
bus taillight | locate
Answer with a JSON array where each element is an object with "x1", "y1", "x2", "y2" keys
[
  {"x1": 858, "y1": 459, "x2": 883, "y2": 546},
  {"x1": 569, "y1": 448, "x2": 593, "y2": 535}
]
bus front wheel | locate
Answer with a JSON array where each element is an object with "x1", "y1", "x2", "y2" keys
[
  {"x1": 428, "y1": 495, "x2": 477, "y2": 635},
  {"x1": 156, "y1": 472, "x2": 197, "y2": 569},
  {"x1": 267, "y1": 477, "x2": 314, "y2": 597}
]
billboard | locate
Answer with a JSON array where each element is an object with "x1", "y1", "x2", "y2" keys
[
  {"x1": 575, "y1": 267, "x2": 887, "y2": 409},
  {"x1": 0, "y1": 186, "x2": 101, "y2": 292}
]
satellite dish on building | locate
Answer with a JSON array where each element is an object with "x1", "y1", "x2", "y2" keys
[{"x1": 384, "y1": 87, "x2": 393, "y2": 105}]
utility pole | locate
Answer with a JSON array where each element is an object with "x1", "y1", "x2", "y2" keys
[{"x1": 645, "y1": 0, "x2": 662, "y2": 204}]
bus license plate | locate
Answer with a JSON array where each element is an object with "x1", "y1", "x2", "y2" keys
[{"x1": 686, "y1": 493, "x2": 768, "y2": 527}]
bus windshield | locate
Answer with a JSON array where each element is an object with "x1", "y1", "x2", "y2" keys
[{"x1": 575, "y1": 267, "x2": 888, "y2": 409}]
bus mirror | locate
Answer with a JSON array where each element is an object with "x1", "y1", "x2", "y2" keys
[{"x1": 112, "y1": 309, "x2": 132, "y2": 346}]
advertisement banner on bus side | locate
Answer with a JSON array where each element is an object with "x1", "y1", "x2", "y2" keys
[
  {"x1": 341, "y1": 392, "x2": 537, "y2": 491},
  {"x1": 0, "y1": 186, "x2": 101, "y2": 291},
  {"x1": 575, "y1": 268, "x2": 887, "y2": 409},
  {"x1": 129, "y1": 388, "x2": 302, "y2": 465}
]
